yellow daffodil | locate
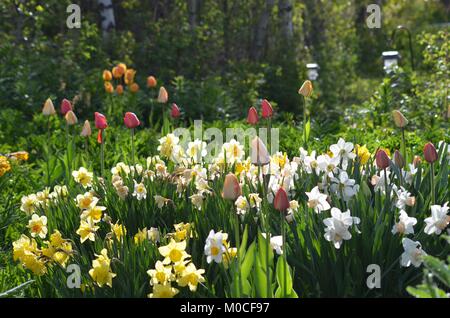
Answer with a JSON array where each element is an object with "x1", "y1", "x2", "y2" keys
[
  {"x1": 177, "y1": 263, "x2": 205, "y2": 292},
  {"x1": 0, "y1": 156, "x2": 11, "y2": 177},
  {"x1": 148, "y1": 283, "x2": 179, "y2": 298},
  {"x1": 72, "y1": 167, "x2": 93, "y2": 188},
  {"x1": 76, "y1": 192, "x2": 98, "y2": 210},
  {"x1": 20, "y1": 194, "x2": 38, "y2": 215},
  {"x1": 134, "y1": 227, "x2": 148, "y2": 244},
  {"x1": 222, "y1": 247, "x2": 238, "y2": 269},
  {"x1": 147, "y1": 261, "x2": 174, "y2": 285},
  {"x1": 173, "y1": 222, "x2": 192, "y2": 241},
  {"x1": 158, "y1": 239, "x2": 188, "y2": 264},
  {"x1": 112, "y1": 222, "x2": 127, "y2": 241},
  {"x1": 76, "y1": 219, "x2": 99, "y2": 243},
  {"x1": 81, "y1": 205, "x2": 106, "y2": 223},
  {"x1": 89, "y1": 249, "x2": 116, "y2": 288},
  {"x1": 355, "y1": 144, "x2": 371, "y2": 165}
]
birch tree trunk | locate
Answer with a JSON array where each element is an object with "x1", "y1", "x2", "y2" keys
[
  {"x1": 97, "y1": 0, "x2": 116, "y2": 36},
  {"x1": 278, "y1": 0, "x2": 293, "y2": 43}
]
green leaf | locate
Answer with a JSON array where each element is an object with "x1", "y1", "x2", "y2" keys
[{"x1": 241, "y1": 241, "x2": 255, "y2": 281}]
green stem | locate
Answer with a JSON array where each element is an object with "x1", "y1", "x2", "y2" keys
[
  {"x1": 131, "y1": 128, "x2": 135, "y2": 165},
  {"x1": 303, "y1": 96, "x2": 307, "y2": 149},
  {"x1": 65, "y1": 123, "x2": 71, "y2": 182},
  {"x1": 401, "y1": 128, "x2": 407, "y2": 162},
  {"x1": 100, "y1": 131, "x2": 105, "y2": 177},
  {"x1": 430, "y1": 162, "x2": 435, "y2": 204},
  {"x1": 281, "y1": 212, "x2": 287, "y2": 297},
  {"x1": 234, "y1": 212, "x2": 242, "y2": 298},
  {"x1": 46, "y1": 116, "x2": 51, "y2": 186}
]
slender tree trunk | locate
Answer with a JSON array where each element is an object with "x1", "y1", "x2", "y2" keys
[
  {"x1": 97, "y1": 0, "x2": 116, "y2": 36},
  {"x1": 278, "y1": 0, "x2": 293, "y2": 43},
  {"x1": 252, "y1": 0, "x2": 275, "y2": 60},
  {"x1": 187, "y1": 0, "x2": 201, "y2": 32},
  {"x1": 222, "y1": 0, "x2": 230, "y2": 62}
]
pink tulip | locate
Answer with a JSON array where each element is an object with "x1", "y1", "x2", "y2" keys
[
  {"x1": 423, "y1": 142, "x2": 438, "y2": 163},
  {"x1": 60, "y1": 99, "x2": 72, "y2": 115},
  {"x1": 222, "y1": 173, "x2": 241, "y2": 200},
  {"x1": 274, "y1": 187, "x2": 290, "y2": 212},
  {"x1": 124, "y1": 112, "x2": 140, "y2": 129},
  {"x1": 375, "y1": 149, "x2": 390, "y2": 170},
  {"x1": 171, "y1": 103, "x2": 181, "y2": 119},
  {"x1": 261, "y1": 99, "x2": 273, "y2": 118},
  {"x1": 247, "y1": 107, "x2": 259, "y2": 125}
]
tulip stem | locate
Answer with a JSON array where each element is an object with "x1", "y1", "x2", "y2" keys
[
  {"x1": 401, "y1": 128, "x2": 407, "y2": 162},
  {"x1": 430, "y1": 162, "x2": 435, "y2": 205},
  {"x1": 234, "y1": 212, "x2": 242, "y2": 297},
  {"x1": 302, "y1": 96, "x2": 308, "y2": 149},
  {"x1": 280, "y1": 212, "x2": 287, "y2": 297},
  {"x1": 46, "y1": 116, "x2": 51, "y2": 186},
  {"x1": 131, "y1": 128, "x2": 135, "y2": 165},
  {"x1": 100, "y1": 132, "x2": 105, "y2": 177},
  {"x1": 65, "y1": 123, "x2": 71, "y2": 181}
]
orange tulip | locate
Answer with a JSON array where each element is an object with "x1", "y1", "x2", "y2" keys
[
  {"x1": 125, "y1": 69, "x2": 136, "y2": 85},
  {"x1": 130, "y1": 83, "x2": 140, "y2": 93},
  {"x1": 116, "y1": 84, "x2": 124, "y2": 95},
  {"x1": 104, "y1": 82, "x2": 114, "y2": 94},
  {"x1": 147, "y1": 76, "x2": 157, "y2": 88},
  {"x1": 103, "y1": 70, "x2": 112, "y2": 81},
  {"x1": 112, "y1": 66, "x2": 122, "y2": 79},
  {"x1": 298, "y1": 80, "x2": 313, "y2": 97}
]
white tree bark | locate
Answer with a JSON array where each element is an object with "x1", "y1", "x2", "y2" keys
[
  {"x1": 97, "y1": 0, "x2": 116, "y2": 35},
  {"x1": 278, "y1": 0, "x2": 293, "y2": 42}
]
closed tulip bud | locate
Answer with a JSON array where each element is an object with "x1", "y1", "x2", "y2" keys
[
  {"x1": 147, "y1": 76, "x2": 157, "y2": 88},
  {"x1": 102, "y1": 70, "x2": 112, "y2": 81},
  {"x1": 261, "y1": 99, "x2": 273, "y2": 118},
  {"x1": 117, "y1": 63, "x2": 127, "y2": 75},
  {"x1": 112, "y1": 66, "x2": 122, "y2": 78},
  {"x1": 247, "y1": 107, "x2": 259, "y2": 125},
  {"x1": 124, "y1": 112, "x2": 140, "y2": 129},
  {"x1": 171, "y1": 103, "x2": 181, "y2": 118},
  {"x1": 125, "y1": 69, "x2": 136, "y2": 85},
  {"x1": 94, "y1": 112, "x2": 108, "y2": 129},
  {"x1": 251, "y1": 136, "x2": 270, "y2": 166},
  {"x1": 104, "y1": 82, "x2": 114, "y2": 94},
  {"x1": 274, "y1": 187, "x2": 290, "y2": 212},
  {"x1": 60, "y1": 98, "x2": 72, "y2": 115},
  {"x1": 65, "y1": 110, "x2": 78, "y2": 126},
  {"x1": 116, "y1": 84, "x2": 124, "y2": 95},
  {"x1": 423, "y1": 142, "x2": 438, "y2": 163},
  {"x1": 375, "y1": 149, "x2": 390, "y2": 169},
  {"x1": 298, "y1": 80, "x2": 313, "y2": 97},
  {"x1": 222, "y1": 173, "x2": 241, "y2": 200},
  {"x1": 392, "y1": 110, "x2": 408, "y2": 128},
  {"x1": 158, "y1": 86, "x2": 168, "y2": 103},
  {"x1": 42, "y1": 98, "x2": 56, "y2": 116},
  {"x1": 129, "y1": 83, "x2": 139, "y2": 93},
  {"x1": 80, "y1": 120, "x2": 92, "y2": 137},
  {"x1": 393, "y1": 150, "x2": 405, "y2": 169},
  {"x1": 413, "y1": 155, "x2": 421, "y2": 167}
]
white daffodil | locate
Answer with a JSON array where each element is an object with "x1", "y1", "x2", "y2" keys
[
  {"x1": 404, "y1": 164, "x2": 418, "y2": 185},
  {"x1": 317, "y1": 154, "x2": 339, "y2": 177},
  {"x1": 305, "y1": 186, "x2": 330, "y2": 213},
  {"x1": 187, "y1": 139, "x2": 207, "y2": 163},
  {"x1": 400, "y1": 238, "x2": 426, "y2": 268},
  {"x1": 132, "y1": 180, "x2": 147, "y2": 200},
  {"x1": 72, "y1": 167, "x2": 93, "y2": 188},
  {"x1": 329, "y1": 138, "x2": 356, "y2": 170},
  {"x1": 235, "y1": 196, "x2": 250, "y2": 215},
  {"x1": 323, "y1": 207, "x2": 360, "y2": 249},
  {"x1": 204, "y1": 230, "x2": 226, "y2": 264},
  {"x1": 223, "y1": 139, "x2": 244, "y2": 164},
  {"x1": 248, "y1": 193, "x2": 262, "y2": 209},
  {"x1": 154, "y1": 195, "x2": 169, "y2": 209},
  {"x1": 330, "y1": 170, "x2": 359, "y2": 202},
  {"x1": 261, "y1": 233, "x2": 283, "y2": 255},
  {"x1": 395, "y1": 187, "x2": 415, "y2": 210},
  {"x1": 20, "y1": 194, "x2": 38, "y2": 215},
  {"x1": 424, "y1": 202, "x2": 450, "y2": 235},
  {"x1": 371, "y1": 169, "x2": 391, "y2": 194},
  {"x1": 158, "y1": 133, "x2": 180, "y2": 160},
  {"x1": 392, "y1": 210, "x2": 417, "y2": 235},
  {"x1": 190, "y1": 193, "x2": 204, "y2": 210},
  {"x1": 304, "y1": 151, "x2": 320, "y2": 175}
]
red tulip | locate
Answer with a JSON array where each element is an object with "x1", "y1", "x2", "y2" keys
[
  {"x1": 375, "y1": 149, "x2": 390, "y2": 170},
  {"x1": 423, "y1": 142, "x2": 438, "y2": 163},
  {"x1": 261, "y1": 99, "x2": 273, "y2": 118},
  {"x1": 94, "y1": 112, "x2": 108, "y2": 129},
  {"x1": 274, "y1": 187, "x2": 290, "y2": 212},
  {"x1": 60, "y1": 99, "x2": 72, "y2": 115},
  {"x1": 171, "y1": 103, "x2": 181, "y2": 119},
  {"x1": 124, "y1": 112, "x2": 140, "y2": 129},
  {"x1": 247, "y1": 106, "x2": 259, "y2": 125}
]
